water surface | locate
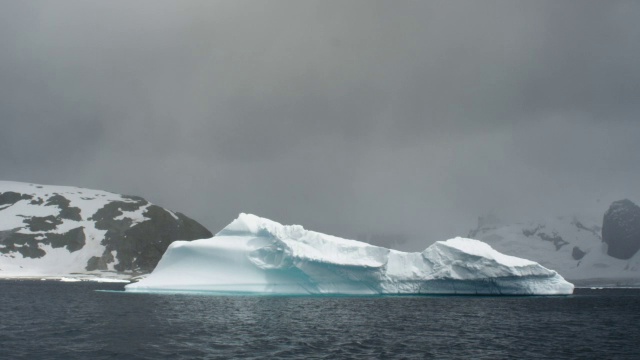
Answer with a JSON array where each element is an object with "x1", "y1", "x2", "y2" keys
[{"x1": 1, "y1": 280, "x2": 638, "y2": 359}]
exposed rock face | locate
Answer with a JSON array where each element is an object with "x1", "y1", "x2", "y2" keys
[
  {"x1": 86, "y1": 199, "x2": 212, "y2": 272},
  {"x1": 571, "y1": 246, "x2": 586, "y2": 261},
  {"x1": 0, "y1": 181, "x2": 212, "y2": 276},
  {"x1": 602, "y1": 199, "x2": 640, "y2": 260}
]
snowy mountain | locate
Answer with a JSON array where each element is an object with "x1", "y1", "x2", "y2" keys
[
  {"x1": 126, "y1": 213, "x2": 573, "y2": 295},
  {"x1": 468, "y1": 208, "x2": 640, "y2": 286},
  {"x1": 0, "y1": 181, "x2": 212, "y2": 278}
]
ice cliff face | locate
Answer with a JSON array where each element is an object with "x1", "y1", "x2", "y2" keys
[
  {"x1": 0, "y1": 181, "x2": 212, "y2": 277},
  {"x1": 126, "y1": 214, "x2": 574, "y2": 295}
]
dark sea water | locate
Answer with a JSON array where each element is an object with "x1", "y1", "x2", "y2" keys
[{"x1": 1, "y1": 280, "x2": 639, "y2": 359}]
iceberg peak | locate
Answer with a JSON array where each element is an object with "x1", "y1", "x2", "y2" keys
[
  {"x1": 216, "y1": 213, "x2": 291, "y2": 237},
  {"x1": 126, "y1": 214, "x2": 574, "y2": 295}
]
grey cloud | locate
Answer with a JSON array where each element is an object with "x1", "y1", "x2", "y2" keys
[{"x1": 1, "y1": 0, "x2": 639, "y2": 248}]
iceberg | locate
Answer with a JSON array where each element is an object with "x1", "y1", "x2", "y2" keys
[{"x1": 125, "y1": 214, "x2": 574, "y2": 295}]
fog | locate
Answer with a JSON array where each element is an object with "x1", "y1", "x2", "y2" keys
[{"x1": 2, "y1": 1, "x2": 639, "y2": 249}]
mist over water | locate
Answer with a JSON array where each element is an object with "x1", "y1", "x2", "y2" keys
[{"x1": 2, "y1": 280, "x2": 639, "y2": 359}]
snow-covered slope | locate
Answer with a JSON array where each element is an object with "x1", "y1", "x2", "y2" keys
[
  {"x1": 0, "y1": 181, "x2": 212, "y2": 278},
  {"x1": 126, "y1": 214, "x2": 573, "y2": 295},
  {"x1": 468, "y1": 215, "x2": 640, "y2": 286}
]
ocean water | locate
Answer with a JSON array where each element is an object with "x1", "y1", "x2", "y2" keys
[{"x1": 1, "y1": 280, "x2": 639, "y2": 359}]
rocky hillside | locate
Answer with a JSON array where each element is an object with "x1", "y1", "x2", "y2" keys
[
  {"x1": 602, "y1": 199, "x2": 640, "y2": 260},
  {"x1": 0, "y1": 181, "x2": 212, "y2": 278},
  {"x1": 468, "y1": 203, "x2": 640, "y2": 286}
]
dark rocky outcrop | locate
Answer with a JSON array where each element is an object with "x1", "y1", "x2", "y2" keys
[
  {"x1": 522, "y1": 225, "x2": 543, "y2": 238},
  {"x1": 0, "y1": 192, "x2": 32, "y2": 206},
  {"x1": 0, "y1": 226, "x2": 86, "y2": 258},
  {"x1": 0, "y1": 231, "x2": 46, "y2": 258},
  {"x1": 520, "y1": 225, "x2": 568, "y2": 250},
  {"x1": 45, "y1": 194, "x2": 81, "y2": 221},
  {"x1": 49, "y1": 227, "x2": 86, "y2": 252},
  {"x1": 602, "y1": 199, "x2": 640, "y2": 260},
  {"x1": 86, "y1": 251, "x2": 114, "y2": 272},
  {"x1": 23, "y1": 215, "x2": 63, "y2": 232},
  {"x1": 572, "y1": 219, "x2": 602, "y2": 240},
  {"x1": 537, "y1": 231, "x2": 569, "y2": 251},
  {"x1": 87, "y1": 200, "x2": 213, "y2": 273},
  {"x1": 572, "y1": 246, "x2": 586, "y2": 261}
]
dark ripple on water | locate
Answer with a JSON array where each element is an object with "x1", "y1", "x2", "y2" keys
[{"x1": 1, "y1": 281, "x2": 639, "y2": 359}]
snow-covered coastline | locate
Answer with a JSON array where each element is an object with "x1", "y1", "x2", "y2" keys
[
  {"x1": 0, "y1": 275, "x2": 132, "y2": 283},
  {"x1": 0, "y1": 181, "x2": 211, "y2": 278},
  {"x1": 3, "y1": 181, "x2": 638, "y2": 288}
]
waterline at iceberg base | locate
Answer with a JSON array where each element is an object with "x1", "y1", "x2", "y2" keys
[{"x1": 125, "y1": 214, "x2": 574, "y2": 295}]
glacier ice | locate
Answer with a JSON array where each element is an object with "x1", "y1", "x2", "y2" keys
[{"x1": 125, "y1": 214, "x2": 574, "y2": 295}]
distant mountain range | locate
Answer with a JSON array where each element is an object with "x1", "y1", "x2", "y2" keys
[
  {"x1": 468, "y1": 201, "x2": 640, "y2": 286},
  {"x1": 0, "y1": 181, "x2": 211, "y2": 278}
]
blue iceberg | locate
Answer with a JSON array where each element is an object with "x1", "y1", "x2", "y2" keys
[{"x1": 125, "y1": 214, "x2": 574, "y2": 295}]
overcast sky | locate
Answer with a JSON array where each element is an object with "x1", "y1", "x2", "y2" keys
[{"x1": 1, "y1": 0, "x2": 639, "y2": 249}]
